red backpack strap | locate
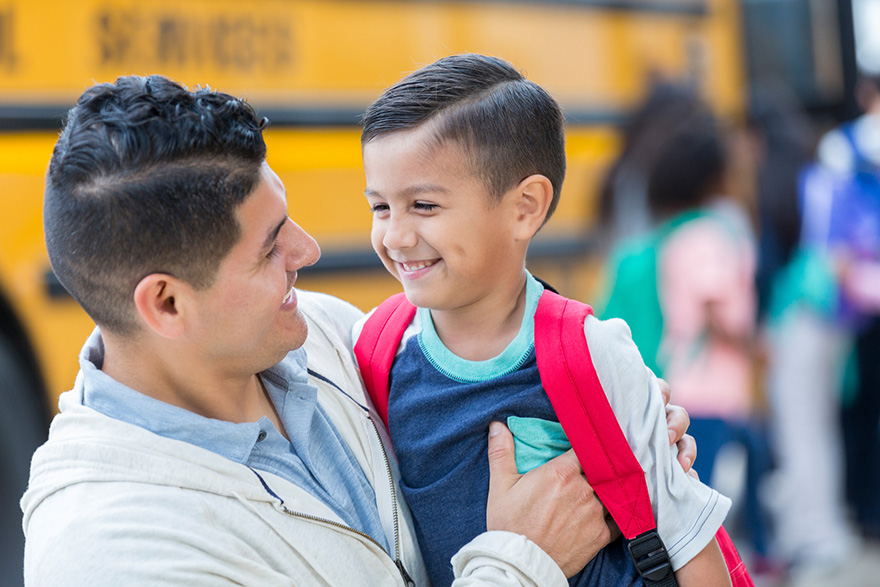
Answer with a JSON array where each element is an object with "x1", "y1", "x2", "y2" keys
[
  {"x1": 535, "y1": 290, "x2": 676, "y2": 584},
  {"x1": 353, "y1": 293, "x2": 416, "y2": 430},
  {"x1": 715, "y1": 526, "x2": 755, "y2": 587},
  {"x1": 535, "y1": 289, "x2": 657, "y2": 538},
  {"x1": 535, "y1": 289, "x2": 754, "y2": 587}
]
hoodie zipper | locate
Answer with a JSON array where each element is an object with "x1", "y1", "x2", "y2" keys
[
  {"x1": 275, "y1": 507, "x2": 415, "y2": 586},
  {"x1": 367, "y1": 416, "x2": 415, "y2": 586},
  {"x1": 281, "y1": 369, "x2": 415, "y2": 586},
  {"x1": 270, "y1": 418, "x2": 414, "y2": 586}
]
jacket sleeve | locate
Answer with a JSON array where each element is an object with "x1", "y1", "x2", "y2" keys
[
  {"x1": 583, "y1": 315, "x2": 731, "y2": 571},
  {"x1": 451, "y1": 531, "x2": 568, "y2": 587}
]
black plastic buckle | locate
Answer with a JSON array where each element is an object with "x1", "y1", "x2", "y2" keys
[{"x1": 627, "y1": 530, "x2": 673, "y2": 582}]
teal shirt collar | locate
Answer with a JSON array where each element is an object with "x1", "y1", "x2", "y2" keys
[{"x1": 416, "y1": 272, "x2": 544, "y2": 383}]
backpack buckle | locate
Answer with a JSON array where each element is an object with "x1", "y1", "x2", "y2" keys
[{"x1": 627, "y1": 530, "x2": 673, "y2": 582}]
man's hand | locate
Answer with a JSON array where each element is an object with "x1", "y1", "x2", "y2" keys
[
  {"x1": 486, "y1": 421, "x2": 618, "y2": 578},
  {"x1": 659, "y1": 378, "x2": 698, "y2": 478}
]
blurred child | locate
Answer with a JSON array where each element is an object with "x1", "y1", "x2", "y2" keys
[
  {"x1": 597, "y1": 82, "x2": 706, "y2": 250},
  {"x1": 748, "y1": 87, "x2": 859, "y2": 577},
  {"x1": 814, "y1": 73, "x2": 880, "y2": 542},
  {"x1": 600, "y1": 101, "x2": 758, "y2": 484},
  {"x1": 356, "y1": 54, "x2": 732, "y2": 587}
]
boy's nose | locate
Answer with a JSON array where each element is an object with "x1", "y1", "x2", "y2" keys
[{"x1": 382, "y1": 215, "x2": 417, "y2": 250}]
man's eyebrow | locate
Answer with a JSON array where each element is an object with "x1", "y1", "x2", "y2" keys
[
  {"x1": 364, "y1": 184, "x2": 451, "y2": 198},
  {"x1": 262, "y1": 217, "x2": 287, "y2": 252}
]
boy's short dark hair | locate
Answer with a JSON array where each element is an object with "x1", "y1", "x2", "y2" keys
[
  {"x1": 361, "y1": 53, "x2": 566, "y2": 222},
  {"x1": 44, "y1": 75, "x2": 267, "y2": 334}
]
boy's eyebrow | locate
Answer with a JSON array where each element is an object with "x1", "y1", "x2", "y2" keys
[
  {"x1": 364, "y1": 184, "x2": 451, "y2": 198},
  {"x1": 261, "y1": 217, "x2": 287, "y2": 252}
]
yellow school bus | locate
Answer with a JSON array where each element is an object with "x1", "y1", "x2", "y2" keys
[{"x1": 0, "y1": 0, "x2": 853, "y2": 582}]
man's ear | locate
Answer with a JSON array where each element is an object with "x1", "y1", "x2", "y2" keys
[
  {"x1": 133, "y1": 274, "x2": 190, "y2": 339},
  {"x1": 511, "y1": 174, "x2": 554, "y2": 241}
]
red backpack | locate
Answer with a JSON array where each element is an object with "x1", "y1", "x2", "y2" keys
[{"x1": 355, "y1": 290, "x2": 754, "y2": 587}]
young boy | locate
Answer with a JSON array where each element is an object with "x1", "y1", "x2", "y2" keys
[{"x1": 356, "y1": 54, "x2": 732, "y2": 587}]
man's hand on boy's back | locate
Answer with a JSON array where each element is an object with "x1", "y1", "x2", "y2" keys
[
  {"x1": 486, "y1": 421, "x2": 616, "y2": 578},
  {"x1": 484, "y1": 382, "x2": 698, "y2": 577}
]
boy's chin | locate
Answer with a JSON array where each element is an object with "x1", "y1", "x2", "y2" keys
[{"x1": 400, "y1": 287, "x2": 433, "y2": 309}]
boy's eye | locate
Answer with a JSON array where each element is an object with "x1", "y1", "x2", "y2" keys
[
  {"x1": 370, "y1": 203, "x2": 389, "y2": 214},
  {"x1": 414, "y1": 202, "x2": 438, "y2": 211}
]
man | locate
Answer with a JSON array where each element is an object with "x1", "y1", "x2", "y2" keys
[{"x1": 22, "y1": 75, "x2": 695, "y2": 586}]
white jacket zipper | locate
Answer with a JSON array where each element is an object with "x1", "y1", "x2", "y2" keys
[
  {"x1": 271, "y1": 416, "x2": 415, "y2": 586},
  {"x1": 263, "y1": 368, "x2": 416, "y2": 586}
]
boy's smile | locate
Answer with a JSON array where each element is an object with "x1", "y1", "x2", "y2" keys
[
  {"x1": 395, "y1": 257, "x2": 440, "y2": 279},
  {"x1": 363, "y1": 124, "x2": 529, "y2": 319}
]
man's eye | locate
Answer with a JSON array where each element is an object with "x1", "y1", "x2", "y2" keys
[{"x1": 266, "y1": 243, "x2": 280, "y2": 259}]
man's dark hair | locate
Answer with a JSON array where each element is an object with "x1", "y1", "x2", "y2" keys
[
  {"x1": 361, "y1": 54, "x2": 566, "y2": 223},
  {"x1": 44, "y1": 75, "x2": 267, "y2": 334}
]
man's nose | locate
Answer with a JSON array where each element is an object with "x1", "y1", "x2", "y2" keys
[{"x1": 285, "y1": 219, "x2": 321, "y2": 270}]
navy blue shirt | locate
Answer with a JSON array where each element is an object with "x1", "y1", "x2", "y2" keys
[{"x1": 387, "y1": 277, "x2": 643, "y2": 586}]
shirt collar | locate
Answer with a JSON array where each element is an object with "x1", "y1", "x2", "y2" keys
[
  {"x1": 78, "y1": 328, "x2": 313, "y2": 463},
  {"x1": 415, "y1": 271, "x2": 544, "y2": 382}
]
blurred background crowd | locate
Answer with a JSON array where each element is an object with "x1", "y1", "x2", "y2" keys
[
  {"x1": 2, "y1": 0, "x2": 880, "y2": 586},
  {"x1": 594, "y1": 74, "x2": 880, "y2": 587}
]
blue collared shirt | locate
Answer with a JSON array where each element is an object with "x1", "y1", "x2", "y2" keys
[{"x1": 79, "y1": 332, "x2": 389, "y2": 552}]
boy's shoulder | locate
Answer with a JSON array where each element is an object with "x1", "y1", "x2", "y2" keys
[{"x1": 352, "y1": 296, "x2": 422, "y2": 358}]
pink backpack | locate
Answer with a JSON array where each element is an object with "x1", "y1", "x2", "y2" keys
[{"x1": 355, "y1": 290, "x2": 754, "y2": 587}]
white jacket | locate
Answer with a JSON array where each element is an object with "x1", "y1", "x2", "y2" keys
[{"x1": 21, "y1": 290, "x2": 566, "y2": 587}]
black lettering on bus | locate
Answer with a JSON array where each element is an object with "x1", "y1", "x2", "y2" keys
[
  {"x1": 97, "y1": 11, "x2": 139, "y2": 65},
  {"x1": 157, "y1": 17, "x2": 187, "y2": 66},
  {"x1": 0, "y1": 7, "x2": 17, "y2": 70},
  {"x1": 210, "y1": 18, "x2": 229, "y2": 68},
  {"x1": 207, "y1": 16, "x2": 292, "y2": 72},
  {"x1": 231, "y1": 19, "x2": 256, "y2": 70},
  {"x1": 95, "y1": 10, "x2": 294, "y2": 72},
  {"x1": 272, "y1": 21, "x2": 293, "y2": 69}
]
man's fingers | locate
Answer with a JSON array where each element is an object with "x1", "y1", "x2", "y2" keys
[
  {"x1": 676, "y1": 433, "x2": 697, "y2": 473},
  {"x1": 665, "y1": 404, "x2": 690, "y2": 446},
  {"x1": 546, "y1": 448, "x2": 586, "y2": 478},
  {"x1": 486, "y1": 442, "x2": 614, "y2": 577},
  {"x1": 487, "y1": 421, "x2": 520, "y2": 493},
  {"x1": 657, "y1": 377, "x2": 672, "y2": 406}
]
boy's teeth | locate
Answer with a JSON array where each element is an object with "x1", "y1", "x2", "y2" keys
[{"x1": 402, "y1": 260, "x2": 436, "y2": 271}]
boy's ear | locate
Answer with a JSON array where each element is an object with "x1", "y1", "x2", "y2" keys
[
  {"x1": 511, "y1": 174, "x2": 554, "y2": 240},
  {"x1": 132, "y1": 273, "x2": 191, "y2": 339}
]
